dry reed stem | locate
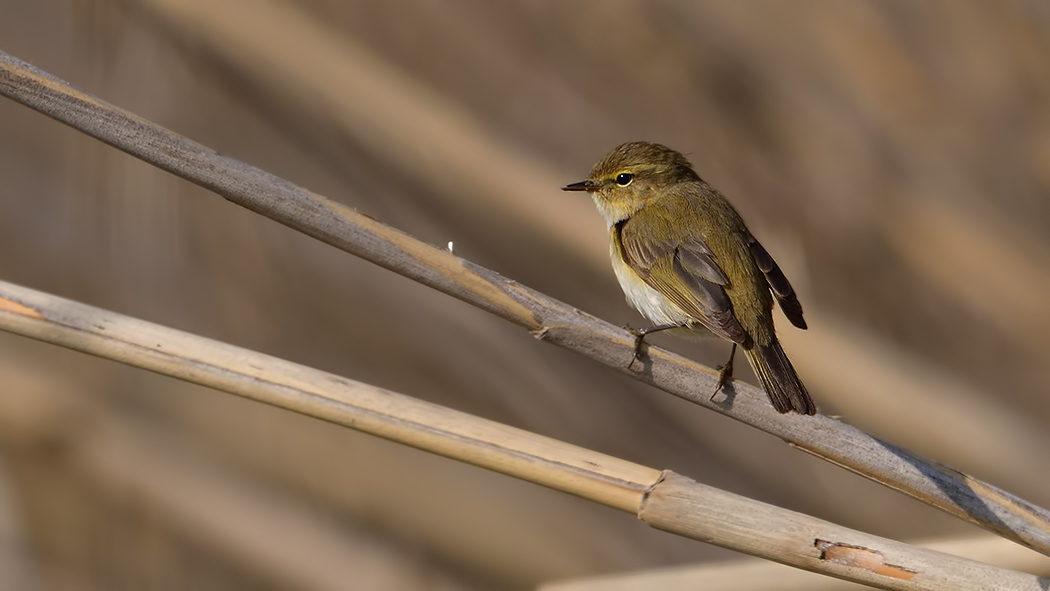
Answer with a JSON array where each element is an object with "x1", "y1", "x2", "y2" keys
[
  {"x1": 0, "y1": 280, "x2": 658, "y2": 513},
  {"x1": 541, "y1": 533, "x2": 1050, "y2": 591},
  {"x1": 0, "y1": 280, "x2": 1046, "y2": 590},
  {"x1": 1, "y1": 48, "x2": 1049, "y2": 559}
]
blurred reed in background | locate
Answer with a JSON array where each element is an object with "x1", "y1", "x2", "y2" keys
[{"x1": 1, "y1": 0, "x2": 1049, "y2": 589}]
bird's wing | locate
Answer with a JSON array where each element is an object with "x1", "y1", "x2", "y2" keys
[
  {"x1": 617, "y1": 220, "x2": 748, "y2": 344},
  {"x1": 748, "y1": 238, "x2": 807, "y2": 329}
]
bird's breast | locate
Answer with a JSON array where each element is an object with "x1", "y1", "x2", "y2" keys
[{"x1": 608, "y1": 243, "x2": 693, "y2": 327}]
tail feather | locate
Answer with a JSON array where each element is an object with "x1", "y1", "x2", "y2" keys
[{"x1": 743, "y1": 340, "x2": 816, "y2": 415}]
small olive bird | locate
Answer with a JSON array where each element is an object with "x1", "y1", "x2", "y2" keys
[{"x1": 563, "y1": 141, "x2": 816, "y2": 415}]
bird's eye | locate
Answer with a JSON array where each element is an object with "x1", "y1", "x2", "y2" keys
[{"x1": 615, "y1": 173, "x2": 635, "y2": 186}]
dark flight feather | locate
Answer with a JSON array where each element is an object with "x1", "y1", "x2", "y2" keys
[{"x1": 748, "y1": 238, "x2": 807, "y2": 330}]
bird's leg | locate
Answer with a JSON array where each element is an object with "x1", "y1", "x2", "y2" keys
[
  {"x1": 712, "y1": 343, "x2": 737, "y2": 399},
  {"x1": 625, "y1": 323, "x2": 679, "y2": 369}
]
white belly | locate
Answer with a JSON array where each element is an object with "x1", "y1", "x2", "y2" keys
[{"x1": 609, "y1": 248, "x2": 693, "y2": 327}]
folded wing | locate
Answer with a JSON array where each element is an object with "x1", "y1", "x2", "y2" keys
[{"x1": 617, "y1": 220, "x2": 748, "y2": 344}]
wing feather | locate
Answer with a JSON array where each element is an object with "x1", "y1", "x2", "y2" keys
[
  {"x1": 748, "y1": 239, "x2": 807, "y2": 329},
  {"x1": 618, "y1": 220, "x2": 748, "y2": 344}
]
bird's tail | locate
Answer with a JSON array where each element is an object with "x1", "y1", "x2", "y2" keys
[{"x1": 743, "y1": 339, "x2": 816, "y2": 415}]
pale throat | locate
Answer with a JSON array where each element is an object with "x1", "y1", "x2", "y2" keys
[{"x1": 590, "y1": 194, "x2": 642, "y2": 228}]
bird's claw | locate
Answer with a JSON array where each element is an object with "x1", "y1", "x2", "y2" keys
[
  {"x1": 710, "y1": 343, "x2": 737, "y2": 402},
  {"x1": 623, "y1": 325, "x2": 646, "y2": 369}
]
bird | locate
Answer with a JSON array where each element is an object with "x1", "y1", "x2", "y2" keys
[{"x1": 563, "y1": 141, "x2": 816, "y2": 415}]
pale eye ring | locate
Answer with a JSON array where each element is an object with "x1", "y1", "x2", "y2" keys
[{"x1": 615, "y1": 172, "x2": 635, "y2": 186}]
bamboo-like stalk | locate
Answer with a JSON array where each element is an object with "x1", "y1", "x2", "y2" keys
[
  {"x1": 540, "y1": 534, "x2": 1050, "y2": 591},
  {"x1": 0, "y1": 280, "x2": 1046, "y2": 591},
  {"x1": 0, "y1": 279, "x2": 658, "y2": 512},
  {"x1": 1, "y1": 50, "x2": 1049, "y2": 556}
]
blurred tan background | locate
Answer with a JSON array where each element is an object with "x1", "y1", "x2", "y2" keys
[{"x1": 2, "y1": 0, "x2": 1050, "y2": 589}]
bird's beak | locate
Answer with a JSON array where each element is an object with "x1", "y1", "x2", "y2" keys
[{"x1": 561, "y1": 179, "x2": 598, "y2": 192}]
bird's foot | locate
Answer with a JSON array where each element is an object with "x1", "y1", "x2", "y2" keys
[
  {"x1": 710, "y1": 343, "x2": 738, "y2": 401},
  {"x1": 623, "y1": 323, "x2": 679, "y2": 369},
  {"x1": 623, "y1": 325, "x2": 646, "y2": 370}
]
